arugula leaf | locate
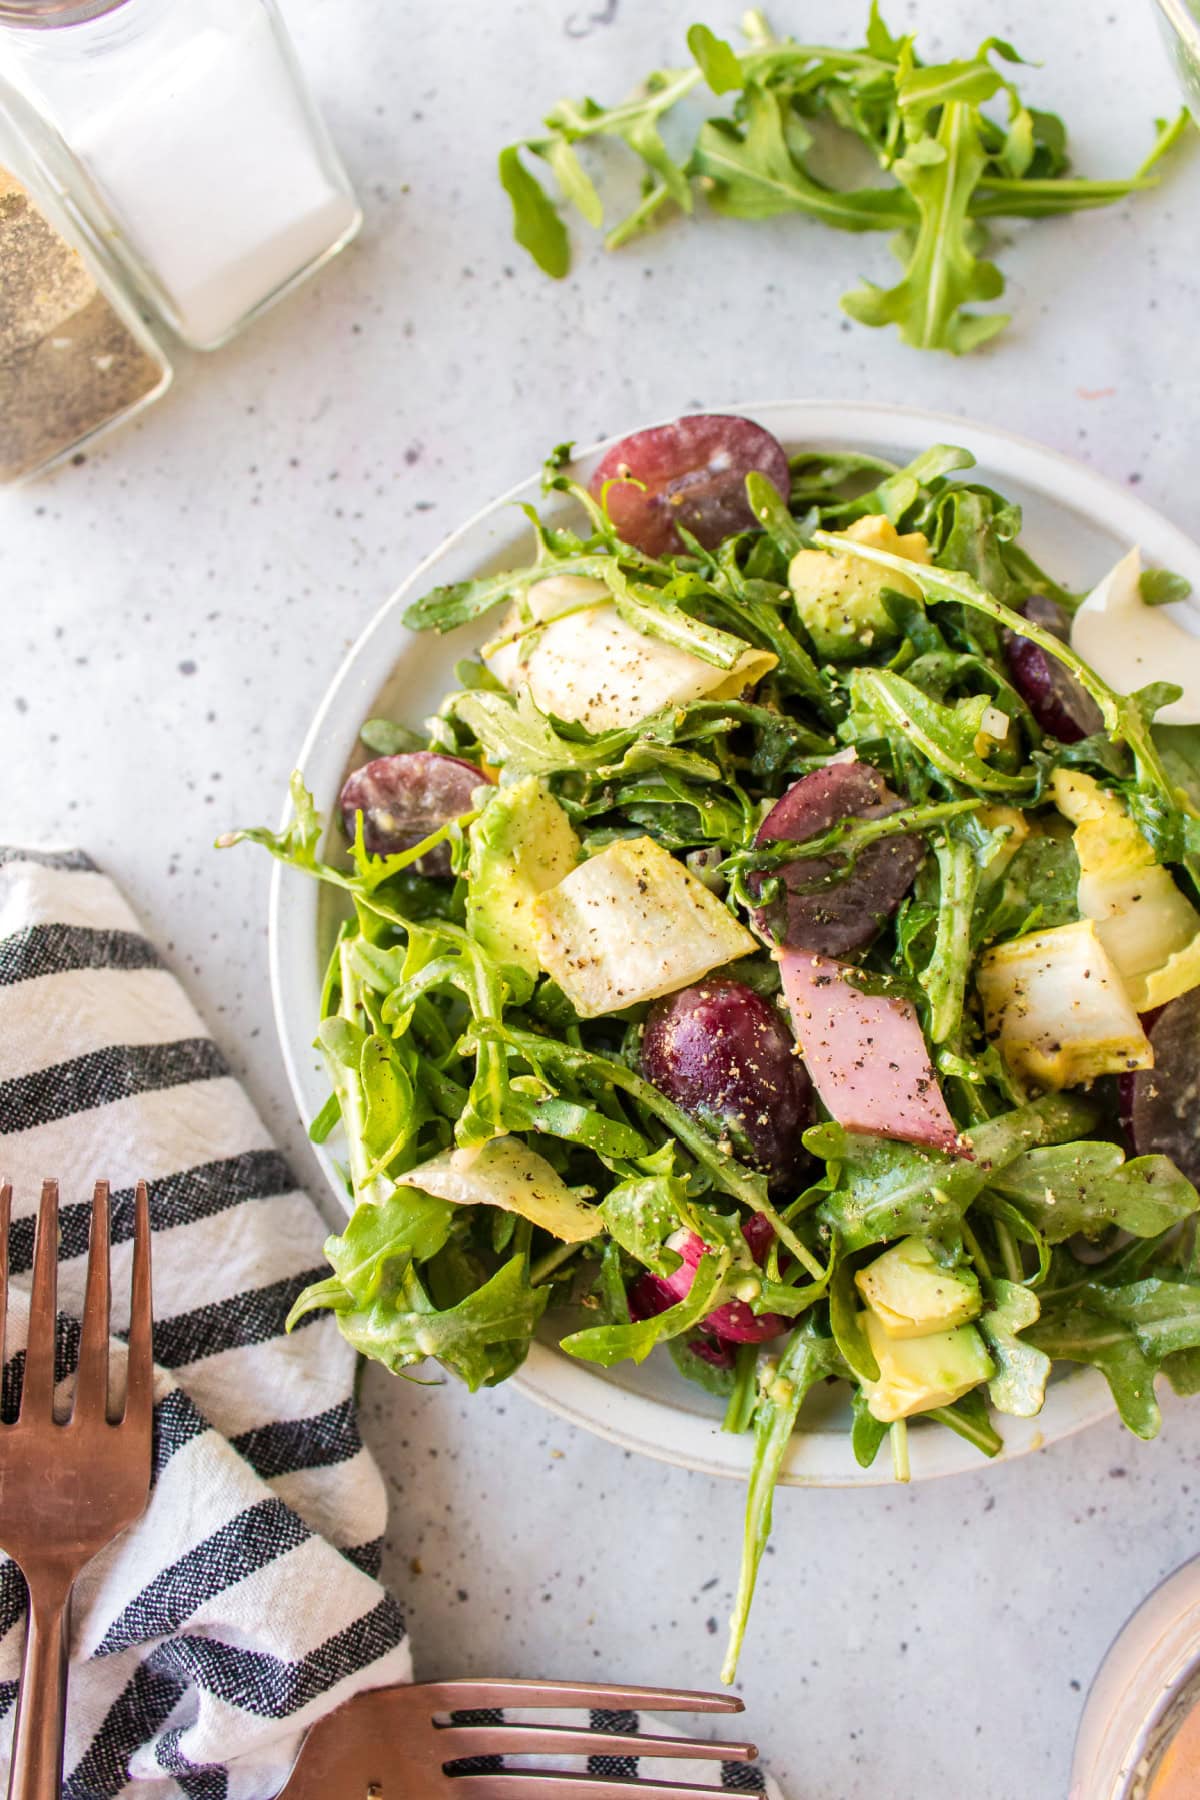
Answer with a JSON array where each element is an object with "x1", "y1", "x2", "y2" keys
[
  {"x1": 693, "y1": 84, "x2": 913, "y2": 231},
  {"x1": 217, "y1": 769, "x2": 327, "y2": 875},
  {"x1": 1027, "y1": 1298, "x2": 1162, "y2": 1436},
  {"x1": 360, "y1": 717, "x2": 426, "y2": 755},
  {"x1": 991, "y1": 1143, "x2": 1200, "y2": 1244},
  {"x1": 864, "y1": 0, "x2": 904, "y2": 61},
  {"x1": 828, "y1": 1257, "x2": 879, "y2": 1381},
  {"x1": 1029, "y1": 1276, "x2": 1200, "y2": 1437},
  {"x1": 843, "y1": 102, "x2": 1007, "y2": 353},
  {"x1": 976, "y1": 835, "x2": 1080, "y2": 943},
  {"x1": 1066, "y1": 1277, "x2": 1200, "y2": 1364},
  {"x1": 449, "y1": 690, "x2": 632, "y2": 775},
  {"x1": 670, "y1": 1331, "x2": 737, "y2": 1397},
  {"x1": 286, "y1": 1191, "x2": 548, "y2": 1389},
  {"x1": 687, "y1": 22, "x2": 743, "y2": 94},
  {"x1": 1155, "y1": 725, "x2": 1200, "y2": 813},
  {"x1": 745, "y1": 472, "x2": 808, "y2": 557},
  {"x1": 979, "y1": 1280, "x2": 1051, "y2": 1417},
  {"x1": 601, "y1": 1174, "x2": 689, "y2": 1276},
  {"x1": 851, "y1": 1385, "x2": 890, "y2": 1466},
  {"x1": 499, "y1": 11, "x2": 1190, "y2": 352},
  {"x1": 930, "y1": 487, "x2": 1027, "y2": 607},
  {"x1": 287, "y1": 1185, "x2": 454, "y2": 1330},
  {"x1": 919, "y1": 825, "x2": 987, "y2": 1042},
  {"x1": 561, "y1": 1246, "x2": 728, "y2": 1366},
  {"x1": 1139, "y1": 568, "x2": 1193, "y2": 607},
  {"x1": 498, "y1": 146, "x2": 570, "y2": 279},
  {"x1": 926, "y1": 1387, "x2": 1004, "y2": 1456},
  {"x1": 815, "y1": 1094, "x2": 1098, "y2": 1252},
  {"x1": 722, "y1": 1322, "x2": 839, "y2": 1683},
  {"x1": 897, "y1": 46, "x2": 1014, "y2": 118},
  {"x1": 608, "y1": 572, "x2": 750, "y2": 669},
  {"x1": 847, "y1": 667, "x2": 1033, "y2": 793}
]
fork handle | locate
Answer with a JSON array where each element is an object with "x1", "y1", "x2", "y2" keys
[{"x1": 7, "y1": 1570, "x2": 71, "y2": 1800}]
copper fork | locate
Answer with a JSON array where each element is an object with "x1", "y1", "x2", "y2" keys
[
  {"x1": 0, "y1": 1180, "x2": 153, "y2": 1800},
  {"x1": 276, "y1": 1678, "x2": 759, "y2": 1797}
]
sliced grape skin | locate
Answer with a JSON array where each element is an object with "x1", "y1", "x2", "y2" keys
[
  {"x1": 626, "y1": 1217, "x2": 789, "y2": 1345},
  {"x1": 588, "y1": 413, "x2": 791, "y2": 557},
  {"x1": 1003, "y1": 596, "x2": 1104, "y2": 743},
  {"x1": 749, "y1": 760, "x2": 924, "y2": 956},
  {"x1": 1128, "y1": 990, "x2": 1200, "y2": 1183},
  {"x1": 339, "y1": 751, "x2": 489, "y2": 876},
  {"x1": 640, "y1": 978, "x2": 813, "y2": 1192}
]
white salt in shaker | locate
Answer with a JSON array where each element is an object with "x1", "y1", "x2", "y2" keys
[{"x1": 0, "y1": 0, "x2": 362, "y2": 350}]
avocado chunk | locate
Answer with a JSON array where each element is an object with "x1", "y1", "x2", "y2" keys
[
  {"x1": 788, "y1": 514, "x2": 932, "y2": 662},
  {"x1": 467, "y1": 776, "x2": 581, "y2": 979},
  {"x1": 860, "y1": 1311, "x2": 995, "y2": 1422},
  {"x1": 855, "y1": 1237, "x2": 982, "y2": 1339}
]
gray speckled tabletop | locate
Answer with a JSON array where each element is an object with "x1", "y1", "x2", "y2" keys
[{"x1": 3, "y1": 2, "x2": 1200, "y2": 1794}]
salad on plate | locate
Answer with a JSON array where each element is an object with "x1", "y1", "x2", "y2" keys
[{"x1": 227, "y1": 412, "x2": 1200, "y2": 1678}]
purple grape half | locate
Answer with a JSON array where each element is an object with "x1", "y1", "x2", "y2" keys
[
  {"x1": 1003, "y1": 595, "x2": 1103, "y2": 743},
  {"x1": 1128, "y1": 989, "x2": 1200, "y2": 1184},
  {"x1": 641, "y1": 978, "x2": 813, "y2": 1192},
  {"x1": 339, "y1": 751, "x2": 489, "y2": 876},
  {"x1": 749, "y1": 760, "x2": 924, "y2": 956},
  {"x1": 589, "y1": 413, "x2": 791, "y2": 557}
]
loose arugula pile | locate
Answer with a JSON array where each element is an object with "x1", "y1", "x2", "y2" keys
[
  {"x1": 226, "y1": 434, "x2": 1200, "y2": 1681},
  {"x1": 499, "y1": 5, "x2": 1190, "y2": 352}
]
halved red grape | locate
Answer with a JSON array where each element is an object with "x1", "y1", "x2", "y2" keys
[
  {"x1": 339, "y1": 751, "x2": 490, "y2": 876},
  {"x1": 641, "y1": 978, "x2": 813, "y2": 1191},
  {"x1": 588, "y1": 413, "x2": 791, "y2": 557},
  {"x1": 1003, "y1": 596, "x2": 1103, "y2": 743},
  {"x1": 627, "y1": 1220, "x2": 788, "y2": 1345},
  {"x1": 749, "y1": 760, "x2": 924, "y2": 955},
  {"x1": 1128, "y1": 990, "x2": 1200, "y2": 1183}
]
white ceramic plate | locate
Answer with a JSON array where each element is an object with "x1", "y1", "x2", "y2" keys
[{"x1": 269, "y1": 399, "x2": 1200, "y2": 1486}]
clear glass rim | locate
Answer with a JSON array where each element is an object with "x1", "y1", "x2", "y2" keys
[
  {"x1": 0, "y1": 0, "x2": 129, "y2": 25},
  {"x1": 1158, "y1": 0, "x2": 1200, "y2": 59}
]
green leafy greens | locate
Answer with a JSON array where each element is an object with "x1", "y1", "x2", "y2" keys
[
  {"x1": 225, "y1": 426, "x2": 1200, "y2": 1686},
  {"x1": 497, "y1": 6, "x2": 1190, "y2": 353}
]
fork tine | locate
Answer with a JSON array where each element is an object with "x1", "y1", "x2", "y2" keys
[
  {"x1": 425, "y1": 1682, "x2": 744, "y2": 1716},
  {"x1": 450, "y1": 1775, "x2": 731, "y2": 1798},
  {"x1": 122, "y1": 1181, "x2": 153, "y2": 1432},
  {"x1": 73, "y1": 1181, "x2": 111, "y2": 1421},
  {"x1": 0, "y1": 1182, "x2": 10, "y2": 1376},
  {"x1": 439, "y1": 1725, "x2": 757, "y2": 1763},
  {"x1": 20, "y1": 1180, "x2": 60, "y2": 1419}
]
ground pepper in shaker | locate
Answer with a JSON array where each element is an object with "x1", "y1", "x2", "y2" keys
[
  {"x1": 0, "y1": 163, "x2": 170, "y2": 482},
  {"x1": 0, "y1": 0, "x2": 362, "y2": 351}
]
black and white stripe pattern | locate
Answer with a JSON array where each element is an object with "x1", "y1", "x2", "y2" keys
[
  {"x1": 0, "y1": 849, "x2": 782, "y2": 1800},
  {"x1": 444, "y1": 1705, "x2": 773, "y2": 1793},
  {"x1": 0, "y1": 849, "x2": 411, "y2": 1799}
]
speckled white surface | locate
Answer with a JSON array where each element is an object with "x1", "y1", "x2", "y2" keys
[{"x1": 3, "y1": 2, "x2": 1200, "y2": 1794}]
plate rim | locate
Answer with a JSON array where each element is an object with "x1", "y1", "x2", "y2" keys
[{"x1": 268, "y1": 395, "x2": 1200, "y2": 1487}]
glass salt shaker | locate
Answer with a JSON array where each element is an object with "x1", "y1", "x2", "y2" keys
[{"x1": 0, "y1": 0, "x2": 362, "y2": 351}]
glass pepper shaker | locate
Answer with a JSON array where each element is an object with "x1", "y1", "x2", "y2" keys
[
  {"x1": 0, "y1": 131, "x2": 172, "y2": 483},
  {"x1": 0, "y1": 0, "x2": 362, "y2": 351}
]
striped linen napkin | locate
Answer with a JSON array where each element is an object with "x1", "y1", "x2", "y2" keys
[
  {"x1": 0, "y1": 847, "x2": 411, "y2": 1798},
  {"x1": 0, "y1": 846, "x2": 780, "y2": 1800}
]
